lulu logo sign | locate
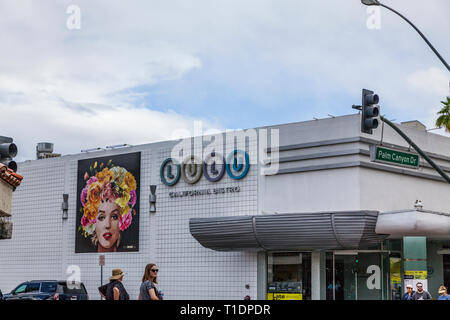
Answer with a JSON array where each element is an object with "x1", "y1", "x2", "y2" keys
[{"x1": 161, "y1": 150, "x2": 250, "y2": 186}]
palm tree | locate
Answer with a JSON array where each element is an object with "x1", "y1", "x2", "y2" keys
[{"x1": 436, "y1": 97, "x2": 450, "y2": 132}]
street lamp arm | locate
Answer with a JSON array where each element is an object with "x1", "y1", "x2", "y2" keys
[{"x1": 379, "y1": 3, "x2": 450, "y2": 72}]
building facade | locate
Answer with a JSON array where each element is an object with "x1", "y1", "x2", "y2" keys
[{"x1": 0, "y1": 114, "x2": 449, "y2": 300}]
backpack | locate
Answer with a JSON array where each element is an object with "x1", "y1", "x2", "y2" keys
[{"x1": 105, "y1": 281, "x2": 130, "y2": 300}]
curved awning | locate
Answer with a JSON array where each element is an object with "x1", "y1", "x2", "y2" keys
[
  {"x1": 375, "y1": 209, "x2": 450, "y2": 237},
  {"x1": 189, "y1": 211, "x2": 388, "y2": 252}
]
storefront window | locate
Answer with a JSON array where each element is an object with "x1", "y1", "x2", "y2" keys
[
  {"x1": 267, "y1": 252, "x2": 311, "y2": 300},
  {"x1": 390, "y1": 255, "x2": 402, "y2": 300},
  {"x1": 325, "y1": 251, "x2": 391, "y2": 300}
]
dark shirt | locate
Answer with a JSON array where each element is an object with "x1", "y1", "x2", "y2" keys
[
  {"x1": 105, "y1": 280, "x2": 130, "y2": 300},
  {"x1": 412, "y1": 290, "x2": 432, "y2": 300},
  {"x1": 402, "y1": 291, "x2": 415, "y2": 300}
]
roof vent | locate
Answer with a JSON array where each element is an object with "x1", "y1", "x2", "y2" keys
[{"x1": 36, "y1": 142, "x2": 61, "y2": 160}]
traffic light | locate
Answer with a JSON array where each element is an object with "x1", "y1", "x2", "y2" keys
[
  {"x1": 361, "y1": 89, "x2": 380, "y2": 134},
  {"x1": 0, "y1": 136, "x2": 18, "y2": 172}
]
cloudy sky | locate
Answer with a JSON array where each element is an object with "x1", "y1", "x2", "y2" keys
[{"x1": 0, "y1": 0, "x2": 449, "y2": 161}]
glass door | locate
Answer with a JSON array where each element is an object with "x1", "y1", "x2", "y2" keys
[{"x1": 327, "y1": 251, "x2": 390, "y2": 300}]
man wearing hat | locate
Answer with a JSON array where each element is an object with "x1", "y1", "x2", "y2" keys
[
  {"x1": 98, "y1": 268, "x2": 130, "y2": 300},
  {"x1": 402, "y1": 284, "x2": 415, "y2": 300}
]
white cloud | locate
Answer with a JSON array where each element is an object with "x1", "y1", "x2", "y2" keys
[
  {"x1": 407, "y1": 68, "x2": 449, "y2": 96},
  {"x1": 0, "y1": 1, "x2": 209, "y2": 161},
  {"x1": 4, "y1": 100, "x2": 222, "y2": 162}
]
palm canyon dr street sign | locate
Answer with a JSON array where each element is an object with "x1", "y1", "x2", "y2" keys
[{"x1": 370, "y1": 145, "x2": 419, "y2": 169}]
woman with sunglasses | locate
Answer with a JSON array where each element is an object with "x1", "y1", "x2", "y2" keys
[{"x1": 139, "y1": 263, "x2": 162, "y2": 300}]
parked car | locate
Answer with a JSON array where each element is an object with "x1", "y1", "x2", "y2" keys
[{"x1": 2, "y1": 280, "x2": 89, "y2": 300}]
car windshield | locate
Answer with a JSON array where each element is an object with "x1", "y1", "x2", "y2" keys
[
  {"x1": 14, "y1": 283, "x2": 27, "y2": 294},
  {"x1": 41, "y1": 282, "x2": 57, "y2": 293}
]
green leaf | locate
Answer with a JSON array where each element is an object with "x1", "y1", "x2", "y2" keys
[{"x1": 436, "y1": 96, "x2": 450, "y2": 133}]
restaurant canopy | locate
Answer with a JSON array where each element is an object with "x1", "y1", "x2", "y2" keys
[{"x1": 189, "y1": 211, "x2": 388, "y2": 252}]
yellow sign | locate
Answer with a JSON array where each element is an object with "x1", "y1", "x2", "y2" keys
[
  {"x1": 267, "y1": 293, "x2": 303, "y2": 300},
  {"x1": 404, "y1": 271, "x2": 427, "y2": 279}
]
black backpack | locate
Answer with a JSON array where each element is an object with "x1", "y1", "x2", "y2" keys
[{"x1": 104, "y1": 281, "x2": 130, "y2": 300}]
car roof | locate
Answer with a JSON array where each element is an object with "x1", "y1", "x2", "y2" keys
[{"x1": 28, "y1": 280, "x2": 85, "y2": 284}]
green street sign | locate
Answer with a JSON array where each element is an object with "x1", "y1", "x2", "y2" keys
[{"x1": 370, "y1": 145, "x2": 419, "y2": 169}]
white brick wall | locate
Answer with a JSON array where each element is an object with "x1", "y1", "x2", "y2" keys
[{"x1": 0, "y1": 140, "x2": 258, "y2": 300}]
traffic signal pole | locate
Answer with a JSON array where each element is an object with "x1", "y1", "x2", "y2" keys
[
  {"x1": 379, "y1": 116, "x2": 450, "y2": 184},
  {"x1": 354, "y1": 88, "x2": 450, "y2": 184}
]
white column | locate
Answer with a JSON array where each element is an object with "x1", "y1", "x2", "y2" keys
[{"x1": 311, "y1": 250, "x2": 321, "y2": 300}]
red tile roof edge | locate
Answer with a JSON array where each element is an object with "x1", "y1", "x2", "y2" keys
[{"x1": 0, "y1": 163, "x2": 23, "y2": 188}]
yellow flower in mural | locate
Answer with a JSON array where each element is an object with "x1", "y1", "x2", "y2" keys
[
  {"x1": 96, "y1": 168, "x2": 112, "y2": 184},
  {"x1": 116, "y1": 194, "x2": 131, "y2": 210},
  {"x1": 87, "y1": 182, "x2": 102, "y2": 206},
  {"x1": 83, "y1": 202, "x2": 98, "y2": 221},
  {"x1": 121, "y1": 171, "x2": 137, "y2": 192},
  {"x1": 120, "y1": 205, "x2": 131, "y2": 217}
]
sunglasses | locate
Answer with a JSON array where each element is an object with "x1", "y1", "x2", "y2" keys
[
  {"x1": 416, "y1": 285, "x2": 422, "y2": 288},
  {"x1": 151, "y1": 269, "x2": 159, "y2": 272}
]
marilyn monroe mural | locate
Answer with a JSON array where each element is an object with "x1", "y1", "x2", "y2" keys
[{"x1": 75, "y1": 152, "x2": 140, "y2": 253}]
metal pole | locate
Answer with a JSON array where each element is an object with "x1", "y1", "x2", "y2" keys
[
  {"x1": 380, "y1": 253, "x2": 384, "y2": 300},
  {"x1": 333, "y1": 252, "x2": 336, "y2": 301},
  {"x1": 379, "y1": 3, "x2": 450, "y2": 72},
  {"x1": 380, "y1": 116, "x2": 450, "y2": 184}
]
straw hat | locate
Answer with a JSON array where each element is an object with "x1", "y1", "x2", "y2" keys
[{"x1": 110, "y1": 268, "x2": 125, "y2": 281}]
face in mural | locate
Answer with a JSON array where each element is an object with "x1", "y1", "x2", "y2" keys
[{"x1": 96, "y1": 200, "x2": 121, "y2": 252}]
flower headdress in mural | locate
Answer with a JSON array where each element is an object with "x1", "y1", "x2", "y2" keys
[{"x1": 79, "y1": 160, "x2": 137, "y2": 238}]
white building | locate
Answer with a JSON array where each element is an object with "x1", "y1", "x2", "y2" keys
[{"x1": 1, "y1": 113, "x2": 449, "y2": 300}]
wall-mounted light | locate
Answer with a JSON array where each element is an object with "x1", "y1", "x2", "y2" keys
[
  {"x1": 149, "y1": 185, "x2": 157, "y2": 213},
  {"x1": 62, "y1": 194, "x2": 69, "y2": 220},
  {"x1": 414, "y1": 199, "x2": 423, "y2": 210}
]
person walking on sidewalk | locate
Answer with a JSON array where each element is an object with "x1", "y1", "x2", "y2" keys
[
  {"x1": 402, "y1": 284, "x2": 415, "y2": 300},
  {"x1": 438, "y1": 286, "x2": 450, "y2": 300},
  {"x1": 139, "y1": 263, "x2": 162, "y2": 300},
  {"x1": 99, "y1": 268, "x2": 130, "y2": 300},
  {"x1": 412, "y1": 282, "x2": 432, "y2": 300}
]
